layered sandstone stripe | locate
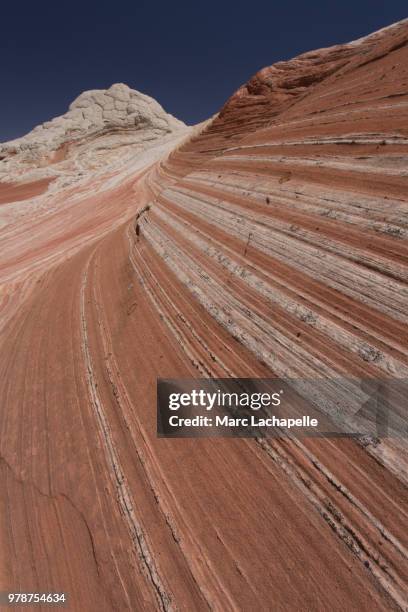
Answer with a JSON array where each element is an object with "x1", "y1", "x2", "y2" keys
[{"x1": 0, "y1": 19, "x2": 407, "y2": 612}]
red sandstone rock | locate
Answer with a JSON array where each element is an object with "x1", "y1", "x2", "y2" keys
[{"x1": 0, "y1": 19, "x2": 407, "y2": 611}]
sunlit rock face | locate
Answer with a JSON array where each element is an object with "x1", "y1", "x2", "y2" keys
[
  {"x1": 153, "y1": 17, "x2": 408, "y2": 470},
  {"x1": 1, "y1": 20, "x2": 408, "y2": 612},
  {"x1": 165, "y1": 18, "x2": 408, "y2": 176},
  {"x1": 0, "y1": 83, "x2": 187, "y2": 184}
]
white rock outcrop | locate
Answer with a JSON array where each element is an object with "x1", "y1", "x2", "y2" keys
[{"x1": 0, "y1": 83, "x2": 188, "y2": 183}]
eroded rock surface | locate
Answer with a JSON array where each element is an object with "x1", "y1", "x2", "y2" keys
[
  {"x1": 0, "y1": 20, "x2": 407, "y2": 612},
  {"x1": 0, "y1": 83, "x2": 187, "y2": 185}
]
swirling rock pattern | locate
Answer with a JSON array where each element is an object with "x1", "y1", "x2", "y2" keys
[
  {"x1": 0, "y1": 19, "x2": 407, "y2": 611},
  {"x1": 0, "y1": 83, "x2": 187, "y2": 186}
]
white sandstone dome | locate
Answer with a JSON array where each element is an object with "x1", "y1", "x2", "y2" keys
[
  {"x1": 0, "y1": 83, "x2": 189, "y2": 182},
  {"x1": 1, "y1": 83, "x2": 186, "y2": 154}
]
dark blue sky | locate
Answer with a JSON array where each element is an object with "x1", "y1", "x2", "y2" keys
[{"x1": 1, "y1": 1, "x2": 406, "y2": 141}]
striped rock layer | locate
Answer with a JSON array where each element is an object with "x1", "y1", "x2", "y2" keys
[{"x1": 1, "y1": 19, "x2": 408, "y2": 612}]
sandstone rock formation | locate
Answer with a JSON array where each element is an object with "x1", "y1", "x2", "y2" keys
[
  {"x1": 0, "y1": 83, "x2": 187, "y2": 186},
  {"x1": 0, "y1": 19, "x2": 407, "y2": 612}
]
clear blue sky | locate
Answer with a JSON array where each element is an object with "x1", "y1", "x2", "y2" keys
[{"x1": 1, "y1": 0, "x2": 406, "y2": 141}]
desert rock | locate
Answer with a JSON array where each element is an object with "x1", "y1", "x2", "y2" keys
[{"x1": 0, "y1": 19, "x2": 407, "y2": 611}]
